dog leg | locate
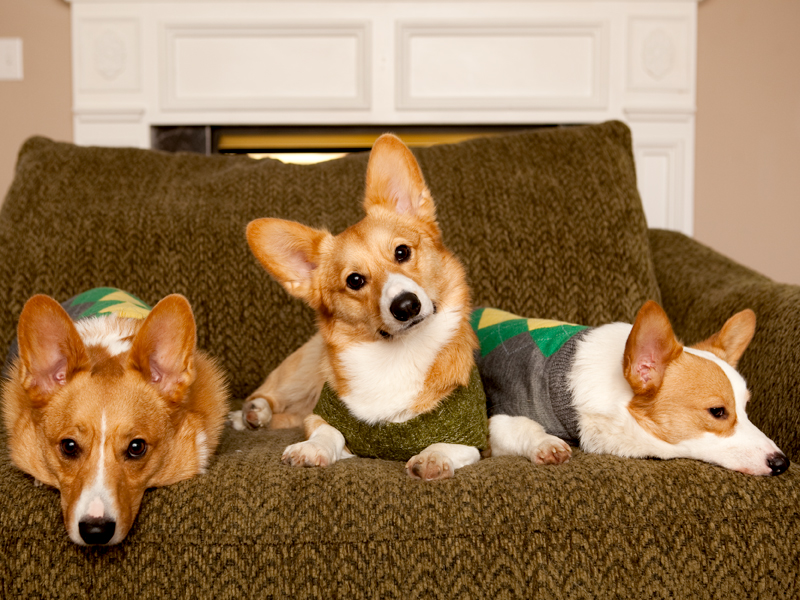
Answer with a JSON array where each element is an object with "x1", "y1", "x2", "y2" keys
[
  {"x1": 282, "y1": 415, "x2": 353, "y2": 467},
  {"x1": 237, "y1": 397, "x2": 273, "y2": 430},
  {"x1": 239, "y1": 334, "x2": 327, "y2": 430},
  {"x1": 489, "y1": 415, "x2": 572, "y2": 465},
  {"x1": 406, "y1": 443, "x2": 480, "y2": 481}
]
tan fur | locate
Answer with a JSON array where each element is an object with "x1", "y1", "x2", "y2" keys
[
  {"x1": 1, "y1": 294, "x2": 228, "y2": 545},
  {"x1": 245, "y1": 134, "x2": 478, "y2": 479},
  {"x1": 626, "y1": 301, "x2": 754, "y2": 444},
  {"x1": 244, "y1": 334, "x2": 328, "y2": 429},
  {"x1": 246, "y1": 134, "x2": 475, "y2": 422}
]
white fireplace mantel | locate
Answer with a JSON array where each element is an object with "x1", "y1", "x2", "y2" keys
[{"x1": 68, "y1": 0, "x2": 699, "y2": 234}]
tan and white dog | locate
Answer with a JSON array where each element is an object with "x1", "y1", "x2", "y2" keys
[
  {"x1": 233, "y1": 134, "x2": 482, "y2": 480},
  {"x1": 483, "y1": 301, "x2": 790, "y2": 476},
  {"x1": 2, "y1": 291, "x2": 228, "y2": 545}
]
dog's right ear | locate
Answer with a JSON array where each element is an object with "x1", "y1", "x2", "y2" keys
[
  {"x1": 246, "y1": 218, "x2": 330, "y2": 305},
  {"x1": 17, "y1": 295, "x2": 89, "y2": 407},
  {"x1": 623, "y1": 301, "x2": 683, "y2": 398},
  {"x1": 363, "y1": 133, "x2": 436, "y2": 224}
]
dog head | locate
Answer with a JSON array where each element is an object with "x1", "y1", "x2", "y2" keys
[
  {"x1": 247, "y1": 134, "x2": 468, "y2": 343},
  {"x1": 625, "y1": 301, "x2": 789, "y2": 475},
  {"x1": 7, "y1": 294, "x2": 208, "y2": 544}
]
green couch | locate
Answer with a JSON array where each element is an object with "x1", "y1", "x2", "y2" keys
[{"x1": 0, "y1": 122, "x2": 797, "y2": 599}]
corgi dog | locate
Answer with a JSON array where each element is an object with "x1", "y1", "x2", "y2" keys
[
  {"x1": 477, "y1": 301, "x2": 790, "y2": 476},
  {"x1": 2, "y1": 289, "x2": 228, "y2": 545},
  {"x1": 237, "y1": 134, "x2": 484, "y2": 480}
]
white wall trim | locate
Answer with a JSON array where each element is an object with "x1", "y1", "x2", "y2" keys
[{"x1": 70, "y1": 0, "x2": 699, "y2": 234}]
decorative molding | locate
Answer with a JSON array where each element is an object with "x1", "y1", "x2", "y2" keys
[
  {"x1": 160, "y1": 22, "x2": 371, "y2": 111},
  {"x1": 64, "y1": 0, "x2": 706, "y2": 4},
  {"x1": 623, "y1": 107, "x2": 695, "y2": 122},
  {"x1": 627, "y1": 16, "x2": 691, "y2": 93},
  {"x1": 642, "y1": 29, "x2": 673, "y2": 80},
  {"x1": 73, "y1": 108, "x2": 145, "y2": 123},
  {"x1": 76, "y1": 18, "x2": 140, "y2": 92},
  {"x1": 633, "y1": 138, "x2": 689, "y2": 232},
  {"x1": 94, "y1": 29, "x2": 127, "y2": 79},
  {"x1": 396, "y1": 21, "x2": 609, "y2": 111},
  {"x1": 68, "y1": 1, "x2": 699, "y2": 234}
]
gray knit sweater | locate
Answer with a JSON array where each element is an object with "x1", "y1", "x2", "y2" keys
[{"x1": 471, "y1": 308, "x2": 591, "y2": 442}]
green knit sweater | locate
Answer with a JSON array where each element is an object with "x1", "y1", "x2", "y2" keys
[{"x1": 313, "y1": 367, "x2": 488, "y2": 461}]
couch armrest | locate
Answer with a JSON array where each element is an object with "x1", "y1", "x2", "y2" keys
[{"x1": 649, "y1": 229, "x2": 800, "y2": 460}]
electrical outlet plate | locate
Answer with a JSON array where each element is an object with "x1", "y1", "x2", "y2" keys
[{"x1": 0, "y1": 38, "x2": 23, "y2": 81}]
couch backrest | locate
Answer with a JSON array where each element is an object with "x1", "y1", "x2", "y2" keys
[{"x1": 0, "y1": 121, "x2": 659, "y2": 398}]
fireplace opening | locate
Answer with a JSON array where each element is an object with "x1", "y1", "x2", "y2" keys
[{"x1": 152, "y1": 125, "x2": 538, "y2": 164}]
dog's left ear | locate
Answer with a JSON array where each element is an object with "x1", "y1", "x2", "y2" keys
[
  {"x1": 623, "y1": 301, "x2": 683, "y2": 398},
  {"x1": 129, "y1": 295, "x2": 196, "y2": 402},
  {"x1": 693, "y1": 309, "x2": 756, "y2": 369},
  {"x1": 364, "y1": 134, "x2": 436, "y2": 223}
]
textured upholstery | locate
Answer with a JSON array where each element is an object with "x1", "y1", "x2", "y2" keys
[{"x1": 0, "y1": 122, "x2": 797, "y2": 599}]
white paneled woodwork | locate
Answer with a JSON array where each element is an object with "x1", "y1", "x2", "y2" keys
[
  {"x1": 397, "y1": 22, "x2": 608, "y2": 110},
  {"x1": 67, "y1": 0, "x2": 700, "y2": 234},
  {"x1": 161, "y1": 22, "x2": 371, "y2": 111},
  {"x1": 76, "y1": 19, "x2": 141, "y2": 92}
]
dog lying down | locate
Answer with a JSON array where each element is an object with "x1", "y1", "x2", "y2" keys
[
  {"x1": 2, "y1": 288, "x2": 228, "y2": 545},
  {"x1": 475, "y1": 301, "x2": 789, "y2": 476},
  {"x1": 236, "y1": 293, "x2": 789, "y2": 477}
]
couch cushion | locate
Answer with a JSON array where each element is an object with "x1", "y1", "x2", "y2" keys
[
  {"x1": 0, "y1": 425, "x2": 796, "y2": 598},
  {"x1": 2, "y1": 123, "x2": 797, "y2": 600},
  {"x1": 0, "y1": 121, "x2": 659, "y2": 399}
]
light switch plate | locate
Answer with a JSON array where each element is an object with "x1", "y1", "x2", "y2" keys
[{"x1": 0, "y1": 38, "x2": 24, "y2": 81}]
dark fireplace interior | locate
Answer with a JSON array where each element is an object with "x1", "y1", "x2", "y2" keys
[{"x1": 151, "y1": 125, "x2": 538, "y2": 163}]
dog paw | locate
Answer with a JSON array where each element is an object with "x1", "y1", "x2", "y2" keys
[
  {"x1": 406, "y1": 450, "x2": 455, "y2": 481},
  {"x1": 241, "y1": 397, "x2": 273, "y2": 429},
  {"x1": 282, "y1": 440, "x2": 335, "y2": 468},
  {"x1": 227, "y1": 410, "x2": 246, "y2": 431},
  {"x1": 529, "y1": 436, "x2": 572, "y2": 465}
]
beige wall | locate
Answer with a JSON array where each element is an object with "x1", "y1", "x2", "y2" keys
[
  {"x1": 0, "y1": 0, "x2": 72, "y2": 200},
  {"x1": 1, "y1": 0, "x2": 798, "y2": 284},
  {"x1": 695, "y1": 0, "x2": 800, "y2": 285}
]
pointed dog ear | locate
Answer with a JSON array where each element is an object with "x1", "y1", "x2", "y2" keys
[
  {"x1": 246, "y1": 218, "x2": 330, "y2": 307},
  {"x1": 363, "y1": 134, "x2": 436, "y2": 223},
  {"x1": 17, "y1": 295, "x2": 89, "y2": 407},
  {"x1": 693, "y1": 309, "x2": 756, "y2": 369},
  {"x1": 129, "y1": 294, "x2": 196, "y2": 402},
  {"x1": 623, "y1": 301, "x2": 683, "y2": 398}
]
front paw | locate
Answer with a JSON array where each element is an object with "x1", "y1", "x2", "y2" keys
[
  {"x1": 529, "y1": 436, "x2": 572, "y2": 465},
  {"x1": 241, "y1": 397, "x2": 273, "y2": 429},
  {"x1": 406, "y1": 450, "x2": 455, "y2": 481},
  {"x1": 282, "y1": 440, "x2": 336, "y2": 468}
]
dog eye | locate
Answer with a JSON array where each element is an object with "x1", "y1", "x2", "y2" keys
[
  {"x1": 60, "y1": 438, "x2": 81, "y2": 459},
  {"x1": 708, "y1": 407, "x2": 727, "y2": 419},
  {"x1": 346, "y1": 273, "x2": 366, "y2": 290},
  {"x1": 394, "y1": 245, "x2": 411, "y2": 263},
  {"x1": 127, "y1": 439, "x2": 148, "y2": 459}
]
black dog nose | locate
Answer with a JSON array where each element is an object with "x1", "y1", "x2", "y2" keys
[
  {"x1": 390, "y1": 292, "x2": 421, "y2": 322},
  {"x1": 767, "y1": 453, "x2": 790, "y2": 476},
  {"x1": 79, "y1": 518, "x2": 116, "y2": 545}
]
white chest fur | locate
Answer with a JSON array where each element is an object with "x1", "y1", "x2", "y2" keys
[
  {"x1": 338, "y1": 307, "x2": 461, "y2": 424},
  {"x1": 75, "y1": 315, "x2": 141, "y2": 357},
  {"x1": 569, "y1": 324, "x2": 698, "y2": 459}
]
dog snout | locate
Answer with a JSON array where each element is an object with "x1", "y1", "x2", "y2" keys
[
  {"x1": 767, "y1": 452, "x2": 790, "y2": 476},
  {"x1": 390, "y1": 292, "x2": 421, "y2": 322},
  {"x1": 78, "y1": 517, "x2": 117, "y2": 545}
]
